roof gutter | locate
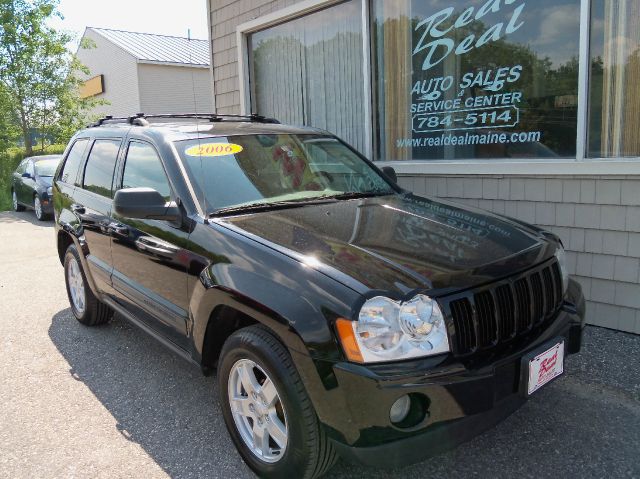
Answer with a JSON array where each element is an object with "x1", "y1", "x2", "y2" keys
[{"x1": 136, "y1": 59, "x2": 209, "y2": 68}]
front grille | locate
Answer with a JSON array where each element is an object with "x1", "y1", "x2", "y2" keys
[{"x1": 444, "y1": 259, "x2": 564, "y2": 357}]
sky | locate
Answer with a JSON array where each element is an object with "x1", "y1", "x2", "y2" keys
[{"x1": 48, "y1": 0, "x2": 209, "y2": 50}]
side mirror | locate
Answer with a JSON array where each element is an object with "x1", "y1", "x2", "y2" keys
[
  {"x1": 113, "y1": 187, "x2": 180, "y2": 221},
  {"x1": 381, "y1": 166, "x2": 398, "y2": 184},
  {"x1": 21, "y1": 172, "x2": 31, "y2": 179}
]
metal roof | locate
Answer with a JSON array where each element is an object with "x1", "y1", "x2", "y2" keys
[{"x1": 88, "y1": 27, "x2": 210, "y2": 66}]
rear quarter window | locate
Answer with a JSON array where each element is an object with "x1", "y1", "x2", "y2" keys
[
  {"x1": 59, "y1": 139, "x2": 89, "y2": 185},
  {"x1": 82, "y1": 139, "x2": 122, "y2": 198}
]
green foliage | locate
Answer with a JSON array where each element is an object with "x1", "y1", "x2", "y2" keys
[
  {"x1": 0, "y1": 82, "x2": 19, "y2": 151},
  {"x1": 0, "y1": 0, "x2": 100, "y2": 154},
  {"x1": 0, "y1": 0, "x2": 98, "y2": 211},
  {"x1": 0, "y1": 143, "x2": 66, "y2": 211}
]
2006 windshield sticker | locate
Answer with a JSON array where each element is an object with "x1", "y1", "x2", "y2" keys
[{"x1": 185, "y1": 143, "x2": 243, "y2": 157}]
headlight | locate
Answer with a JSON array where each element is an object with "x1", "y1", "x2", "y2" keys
[
  {"x1": 554, "y1": 246, "x2": 570, "y2": 294},
  {"x1": 47, "y1": 186, "x2": 53, "y2": 197},
  {"x1": 336, "y1": 295, "x2": 450, "y2": 363}
]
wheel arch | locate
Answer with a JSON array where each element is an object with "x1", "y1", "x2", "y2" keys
[
  {"x1": 57, "y1": 229, "x2": 75, "y2": 265},
  {"x1": 56, "y1": 228, "x2": 102, "y2": 301},
  {"x1": 192, "y1": 284, "x2": 354, "y2": 445},
  {"x1": 200, "y1": 304, "x2": 259, "y2": 374},
  {"x1": 192, "y1": 284, "x2": 309, "y2": 369}
]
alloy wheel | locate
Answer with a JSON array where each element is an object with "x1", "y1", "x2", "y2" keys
[
  {"x1": 67, "y1": 256, "x2": 86, "y2": 314},
  {"x1": 12, "y1": 191, "x2": 18, "y2": 211},
  {"x1": 228, "y1": 358, "x2": 288, "y2": 463},
  {"x1": 34, "y1": 196, "x2": 42, "y2": 219}
]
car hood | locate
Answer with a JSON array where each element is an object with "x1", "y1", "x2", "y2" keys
[{"x1": 216, "y1": 194, "x2": 556, "y2": 296}]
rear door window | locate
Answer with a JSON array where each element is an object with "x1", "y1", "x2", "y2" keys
[
  {"x1": 82, "y1": 139, "x2": 122, "y2": 198},
  {"x1": 59, "y1": 139, "x2": 89, "y2": 185}
]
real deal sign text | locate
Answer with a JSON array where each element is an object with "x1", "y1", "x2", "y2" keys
[{"x1": 413, "y1": 0, "x2": 526, "y2": 71}]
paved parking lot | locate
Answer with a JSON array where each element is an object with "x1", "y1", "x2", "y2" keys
[{"x1": 1, "y1": 210, "x2": 639, "y2": 479}]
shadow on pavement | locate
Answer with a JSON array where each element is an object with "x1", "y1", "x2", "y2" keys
[
  {"x1": 48, "y1": 308, "x2": 251, "y2": 479},
  {"x1": 0, "y1": 210, "x2": 54, "y2": 227},
  {"x1": 49, "y1": 307, "x2": 640, "y2": 479}
]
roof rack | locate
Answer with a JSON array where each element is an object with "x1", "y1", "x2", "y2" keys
[{"x1": 88, "y1": 112, "x2": 280, "y2": 128}]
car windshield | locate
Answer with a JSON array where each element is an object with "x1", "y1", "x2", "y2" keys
[
  {"x1": 34, "y1": 159, "x2": 59, "y2": 176},
  {"x1": 175, "y1": 134, "x2": 395, "y2": 213}
]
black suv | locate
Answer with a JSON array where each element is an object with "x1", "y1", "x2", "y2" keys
[{"x1": 53, "y1": 114, "x2": 585, "y2": 479}]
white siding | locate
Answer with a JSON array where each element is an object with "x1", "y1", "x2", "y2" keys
[
  {"x1": 76, "y1": 28, "x2": 141, "y2": 118},
  {"x1": 137, "y1": 64, "x2": 214, "y2": 114}
]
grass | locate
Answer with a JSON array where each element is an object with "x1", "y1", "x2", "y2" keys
[{"x1": 0, "y1": 144, "x2": 67, "y2": 211}]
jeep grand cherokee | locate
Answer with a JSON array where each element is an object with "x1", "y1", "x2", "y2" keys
[{"x1": 53, "y1": 113, "x2": 585, "y2": 479}]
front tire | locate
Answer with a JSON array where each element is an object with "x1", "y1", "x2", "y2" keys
[
  {"x1": 64, "y1": 244, "x2": 113, "y2": 326},
  {"x1": 34, "y1": 195, "x2": 46, "y2": 221},
  {"x1": 218, "y1": 326, "x2": 338, "y2": 479},
  {"x1": 12, "y1": 190, "x2": 24, "y2": 212}
]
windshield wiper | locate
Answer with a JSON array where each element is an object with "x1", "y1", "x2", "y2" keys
[
  {"x1": 209, "y1": 192, "x2": 392, "y2": 217},
  {"x1": 318, "y1": 191, "x2": 391, "y2": 200},
  {"x1": 210, "y1": 198, "x2": 335, "y2": 217}
]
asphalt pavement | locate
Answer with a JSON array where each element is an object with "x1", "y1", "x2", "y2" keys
[{"x1": 0, "y1": 210, "x2": 639, "y2": 478}]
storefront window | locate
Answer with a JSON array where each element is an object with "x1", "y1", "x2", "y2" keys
[
  {"x1": 248, "y1": 1, "x2": 366, "y2": 154},
  {"x1": 373, "y1": 0, "x2": 581, "y2": 161},
  {"x1": 588, "y1": 0, "x2": 640, "y2": 158}
]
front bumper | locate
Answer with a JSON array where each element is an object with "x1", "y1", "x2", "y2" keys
[{"x1": 319, "y1": 285, "x2": 585, "y2": 467}]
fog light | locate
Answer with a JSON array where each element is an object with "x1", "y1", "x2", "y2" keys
[{"x1": 389, "y1": 395, "x2": 411, "y2": 424}]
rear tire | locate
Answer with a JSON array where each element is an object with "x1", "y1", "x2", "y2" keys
[
  {"x1": 12, "y1": 190, "x2": 24, "y2": 212},
  {"x1": 64, "y1": 244, "x2": 113, "y2": 326},
  {"x1": 218, "y1": 325, "x2": 338, "y2": 479}
]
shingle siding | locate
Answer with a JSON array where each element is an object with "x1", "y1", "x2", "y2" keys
[{"x1": 398, "y1": 175, "x2": 640, "y2": 334}]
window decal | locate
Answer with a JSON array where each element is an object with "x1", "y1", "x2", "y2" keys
[{"x1": 185, "y1": 143, "x2": 244, "y2": 157}]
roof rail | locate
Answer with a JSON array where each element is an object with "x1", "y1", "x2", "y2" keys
[
  {"x1": 88, "y1": 112, "x2": 280, "y2": 128},
  {"x1": 88, "y1": 113, "x2": 149, "y2": 128}
]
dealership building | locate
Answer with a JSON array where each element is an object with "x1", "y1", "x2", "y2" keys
[{"x1": 206, "y1": 0, "x2": 640, "y2": 334}]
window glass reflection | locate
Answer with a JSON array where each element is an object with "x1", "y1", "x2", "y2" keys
[
  {"x1": 249, "y1": 1, "x2": 366, "y2": 153},
  {"x1": 373, "y1": 0, "x2": 581, "y2": 161},
  {"x1": 588, "y1": 0, "x2": 640, "y2": 158}
]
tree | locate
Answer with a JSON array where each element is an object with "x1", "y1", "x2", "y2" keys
[
  {"x1": 0, "y1": 0, "x2": 96, "y2": 154},
  {"x1": 0, "y1": 82, "x2": 19, "y2": 151}
]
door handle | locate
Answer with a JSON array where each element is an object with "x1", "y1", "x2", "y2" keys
[
  {"x1": 141, "y1": 243, "x2": 177, "y2": 256},
  {"x1": 135, "y1": 237, "x2": 178, "y2": 256},
  {"x1": 70, "y1": 204, "x2": 85, "y2": 214}
]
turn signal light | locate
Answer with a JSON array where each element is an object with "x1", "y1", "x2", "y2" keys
[{"x1": 335, "y1": 319, "x2": 364, "y2": 363}]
